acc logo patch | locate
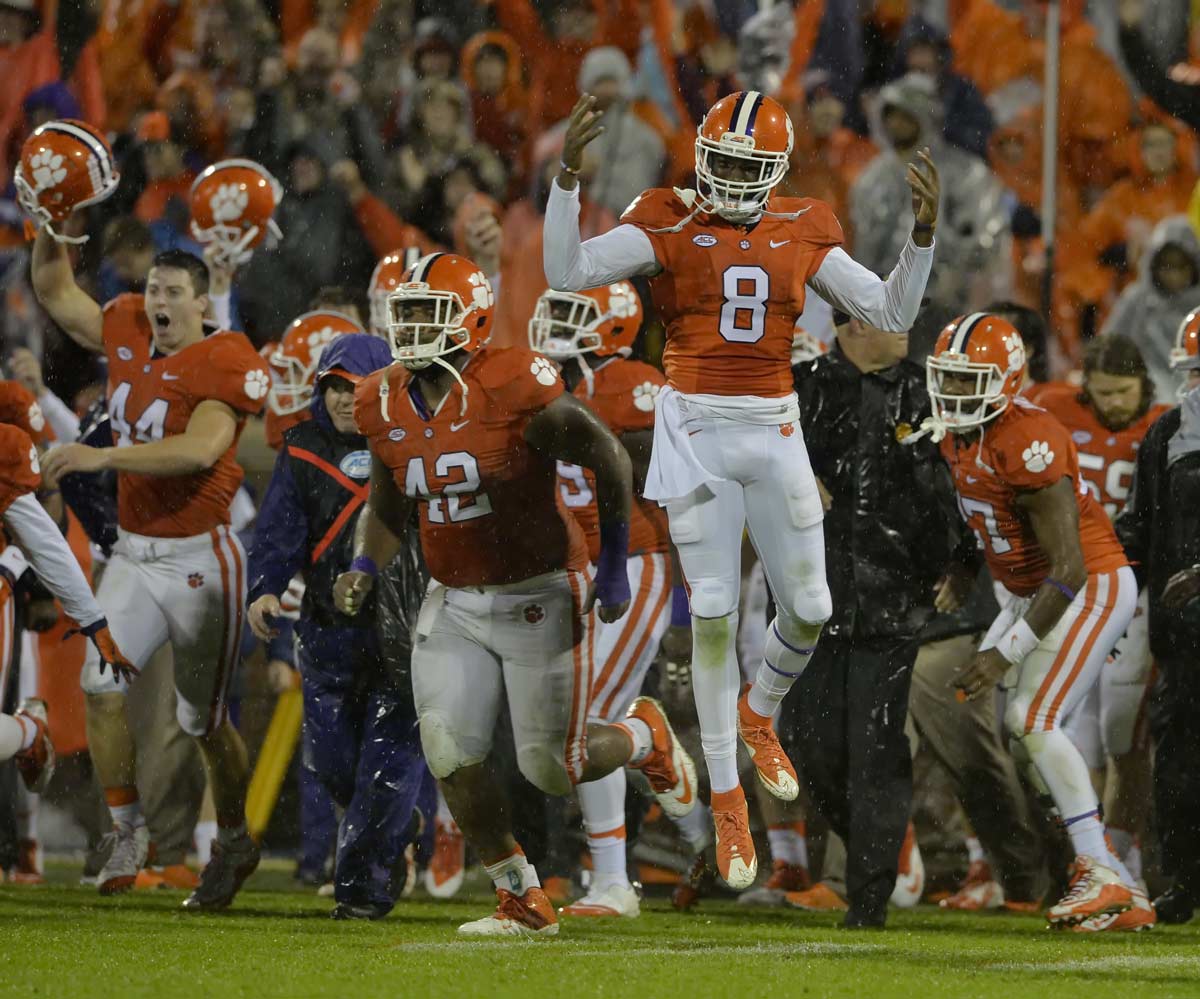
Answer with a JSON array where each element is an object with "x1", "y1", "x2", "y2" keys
[
  {"x1": 117, "y1": 346, "x2": 134, "y2": 361},
  {"x1": 388, "y1": 427, "x2": 406, "y2": 442},
  {"x1": 1071, "y1": 430, "x2": 1092, "y2": 446},
  {"x1": 692, "y1": 234, "x2": 717, "y2": 247},
  {"x1": 339, "y1": 450, "x2": 371, "y2": 479},
  {"x1": 523, "y1": 603, "x2": 546, "y2": 625}
]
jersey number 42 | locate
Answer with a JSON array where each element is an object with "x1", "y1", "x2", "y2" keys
[{"x1": 403, "y1": 452, "x2": 493, "y2": 524}]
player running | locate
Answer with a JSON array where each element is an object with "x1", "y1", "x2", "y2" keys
[
  {"x1": 543, "y1": 90, "x2": 938, "y2": 887},
  {"x1": 919, "y1": 313, "x2": 1149, "y2": 931},
  {"x1": 33, "y1": 233, "x2": 270, "y2": 909},
  {"x1": 530, "y1": 281, "x2": 711, "y2": 917},
  {"x1": 334, "y1": 253, "x2": 696, "y2": 937}
]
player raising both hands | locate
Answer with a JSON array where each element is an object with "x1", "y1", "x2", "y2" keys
[{"x1": 543, "y1": 90, "x2": 939, "y2": 888}]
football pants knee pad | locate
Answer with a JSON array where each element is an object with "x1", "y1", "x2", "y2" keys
[
  {"x1": 515, "y1": 742, "x2": 571, "y2": 796},
  {"x1": 418, "y1": 712, "x2": 484, "y2": 780}
]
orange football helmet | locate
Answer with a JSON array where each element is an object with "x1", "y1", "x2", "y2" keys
[
  {"x1": 1170, "y1": 307, "x2": 1200, "y2": 397},
  {"x1": 369, "y1": 247, "x2": 423, "y2": 336},
  {"x1": 695, "y1": 91, "x2": 793, "y2": 221},
  {"x1": 189, "y1": 158, "x2": 283, "y2": 266},
  {"x1": 528, "y1": 281, "x2": 643, "y2": 360},
  {"x1": 927, "y1": 313, "x2": 1027, "y2": 432},
  {"x1": 268, "y1": 311, "x2": 362, "y2": 416},
  {"x1": 14, "y1": 120, "x2": 120, "y2": 243},
  {"x1": 386, "y1": 252, "x2": 494, "y2": 370}
]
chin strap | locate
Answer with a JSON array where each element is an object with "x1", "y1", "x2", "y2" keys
[
  {"x1": 576, "y1": 356, "x2": 596, "y2": 398},
  {"x1": 647, "y1": 187, "x2": 808, "y2": 235},
  {"x1": 432, "y1": 355, "x2": 470, "y2": 417}
]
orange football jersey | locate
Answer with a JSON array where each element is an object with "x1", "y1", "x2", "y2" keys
[
  {"x1": 102, "y1": 295, "x2": 270, "y2": 538},
  {"x1": 0, "y1": 380, "x2": 49, "y2": 444},
  {"x1": 1034, "y1": 383, "x2": 1170, "y2": 519},
  {"x1": 355, "y1": 346, "x2": 589, "y2": 588},
  {"x1": 0, "y1": 422, "x2": 41, "y2": 522},
  {"x1": 621, "y1": 189, "x2": 843, "y2": 398},
  {"x1": 558, "y1": 359, "x2": 670, "y2": 562},
  {"x1": 940, "y1": 398, "x2": 1128, "y2": 597}
]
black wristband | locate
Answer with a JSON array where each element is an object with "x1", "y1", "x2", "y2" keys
[{"x1": 912, "y1": 221, "x2": 936, "y2": 234}]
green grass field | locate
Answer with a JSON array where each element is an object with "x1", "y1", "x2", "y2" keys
[{"x1": 3, "y1": 864, "x2": 1199, "y2": 999}]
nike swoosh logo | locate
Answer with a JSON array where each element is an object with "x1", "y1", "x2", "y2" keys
[
  {"x1": 162, "y1": 373, "x2": 181, "y2": 381},
  {"x1": 770, "y1": 239, "x2": 791, "y2": 248},
  {"x1": 677, "y1": 765, "x2": 694, "y2": 807},
  {"x1": 450, "y1": 420, "x2": 470, "y2": 432}
]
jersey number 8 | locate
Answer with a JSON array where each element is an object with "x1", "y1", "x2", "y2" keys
[{"x1": 719, "y1": 265, "x2": 769, "y2": 344}]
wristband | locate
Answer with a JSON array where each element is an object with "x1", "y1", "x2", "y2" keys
[
  {"x1": 670, "y1": 585, "x2": 690, "y2": 627},
  {"x1": 996, "y1": 618, "x2": 1039, "y2": 666},
  {"x1": 349, "y1": 555, "x2": 378, "y2": 578},
  {"x1": 1045, "y1": 577, "x2": 1076, "y2": 601},
  {"x1": 594, "y1": 521, "x2": 630, "y2": 607},
  {"x1": 559, "y1": 160, "x2": 581, "y2": 176},
  {"x1": 80, "y1": 617, "x2": 109, "y2": 638},
  {"x1": 912, "y1": 221, "x2": 936, "y2": 234}
]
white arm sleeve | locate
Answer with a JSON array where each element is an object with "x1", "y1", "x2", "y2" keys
[
  {"x1": 3, "y1": 493, "x2": 103, "y2": 628},
  {"x1": 543, "y1": 179, "x2": 659, "y2": 291},
  {"x1": 209, "y1": 290, "x2": 233, "y2": 331},
  {"x1": 37, "y1": 389, "x2": 80, "y2": 443},
  {"x1": 807, "y1": 239, "x2": 934, "y2": 333}
]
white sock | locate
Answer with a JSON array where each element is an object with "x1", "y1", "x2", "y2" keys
[
  {"x1": 1063, "y1": 810, "x2": 1122, "y2": 872},
  {"x1": 672, "y1": 804, "x2": 713, "y2": 852},
  {"x1": 484, "y1": 848, "x2": 541, "y2": 895},
  {"x1": 194, "y1": 820, "x2": 218, "y2": 866},
  {"x1": 1108, "y1": 828, "x2": 1142, "y2": 882},
  {"x1": 579, "y1": 769, "x2": 629, "y2": 885},
  {"x1": 966, "y1": 836, "x2": 986, "y2": 865},
  {"x1": 692, "y1": 611, "x2": 742, "y2": 794},
  {"x1": 0, "y1": 714, "x2": 28, "y2": 760},
  {"x1": 617, "y1": 718, "x2": 653, "y2": 765},
  {"x1": 767, "y1": 823, "x2": 808, "y2": 867},
  {"x1": 110, "y1": 800, "x2": 145, "y2": 830},
  {"x1": 747, "y1": 615, "x2": 819, "y2": 718}
]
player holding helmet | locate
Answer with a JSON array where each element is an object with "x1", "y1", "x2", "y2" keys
[
  {"x1": 921, "y1": 313, "x2": 1148, "y2": 931},
  {"x1": 544, "y1": 90, "x2": 939, "y2": 888}
]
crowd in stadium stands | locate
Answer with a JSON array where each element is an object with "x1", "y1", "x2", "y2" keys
[{"x1": 1, "y1": 0, "x2": 1199, "y2": 932}]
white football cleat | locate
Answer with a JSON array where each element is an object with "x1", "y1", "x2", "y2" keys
[
  {"x1": 457, "y1": 888, "x2": 559, "y2": 938},
  {"x1": 1047, "y1": 856, "x2": 1133, "y2": 926},
  {"x1": 97, "y1": 823, "x2": 150, "y2": 896},
  {"x1": 560, "y1": 881, "x2": 641, "y2": 918}
]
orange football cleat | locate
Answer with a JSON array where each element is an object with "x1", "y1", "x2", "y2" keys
[
  {"x1": 9, "y1": 839, "x2": 44, "y2": 885},
  {"x1": 785, "y1": 881, "x2": 849, "y2": 912},
  {"x1": 423, "y1": 818, "x2": 466, "y2": 898},
  {"x1": 736, "y1": 685, "x2": 798, "y2": 801},
  {"x1": 625, "y1": 697, "x2": 697, "y2": 818},
  {"x1": 541, "y1": 875, "x2": 572, "y2": 907},
  {"x1": 711, "y1": 786, "x2": 757, "y2": 890},
  {"x1": 940, "y1": 860, "x2": 1004, "y2": 911},
  {"x1": 457, "y1": 887, "x2": 559, "y2": 937},
  {"x1": 739, "y1": 861, "x2": 811, "y2": 906},
  {"x1": 136, "y1": 864, "x2": 200, "y2": 891},
  {"x1": 1072, "y1": 888, "x2": 1156, "y2": 933},
  {"x1": 1046, "y1": 856, "x2": 1133, "y2": 927}
]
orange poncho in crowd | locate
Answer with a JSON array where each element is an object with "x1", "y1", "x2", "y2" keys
[
  {"x1": 461, "y1": 30, "x2": 527, "y2": 180},
  {"x1": 96, "y1": 0, "x2": 194, "y2": 133}
]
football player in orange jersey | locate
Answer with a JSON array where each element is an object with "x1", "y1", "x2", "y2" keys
[
  {"x1": 530, "y1": 281, "x2": 712, "y2": 917},
  {"x1": 1038, "y1": 334, "x2": 1170, "y2": 890},
  {"x1": 544, "y1": 90, "x2": 940, "y2": 887},
  {"x1": 0, "y1": 421, "x2": 135, "y2": 785},
  {"x1": 335, "y1": 253, "x2": 697, "y2": 937},
  {"x1": 921, "y1": 313, "x2": 1151, "y2": 931},
  {"x1": 31, "y1": 228, "x2": 271, "y2": 909}
]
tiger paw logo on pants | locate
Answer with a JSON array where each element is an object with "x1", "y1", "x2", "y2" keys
[{"x1": 1022, "y1": 440, "x2": 1054, "y2": 473}]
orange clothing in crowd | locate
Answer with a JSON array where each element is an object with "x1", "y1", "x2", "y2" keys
[
  {"x1": 351, "y1": 191, "x2": 440, "y2": 261},
  {"x1": 950, "y1": 0, "x2": 1132, "y2": 193},
  {"x1": 491, "y1": 0, "x2": 641, "y2": 137},
  {"x1": 461, "y1": 30, "x2": 528, "y2": 175},
  {"x1": 492, "y1": 196, "x2": 617, "y2": 348},
  {"x1": 134, "y1": 172, "x2": 196, "y2": 223},
  {"x1": 280, "y1": 0, "x2": 377, "y2": 66},
  {"x1": 96, "y1": 0, "x2": 194, "y2": 133},
  {"x1": 36, "y1": 510, "x2": 93, "y2": 758},
  {"x1": 780, "y1": 108, "x2": 877, "y2": 240},
  {"x1": 0, "y1": 0, "x2": 105, "y2": 184}
]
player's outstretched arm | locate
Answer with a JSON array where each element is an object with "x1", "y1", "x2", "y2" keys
[
  {"x1": 526, "y1": 393, "x2": 632, "y2": 622},
  {"x1": 808, "y1": 148, "x2": 940, "y2": 333},
  {"x1": 543, "y1": 95, "x2": 660, "y2": 292},
  {"x1": 333, "y1": 453, "x2": 413, "y2": 617},
  {"x1": 30, "y1": 227, "x2": 103, "y2": 353},
  {"x1": 42, "y1": 400, "x2": 238, "y2": 484}
]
